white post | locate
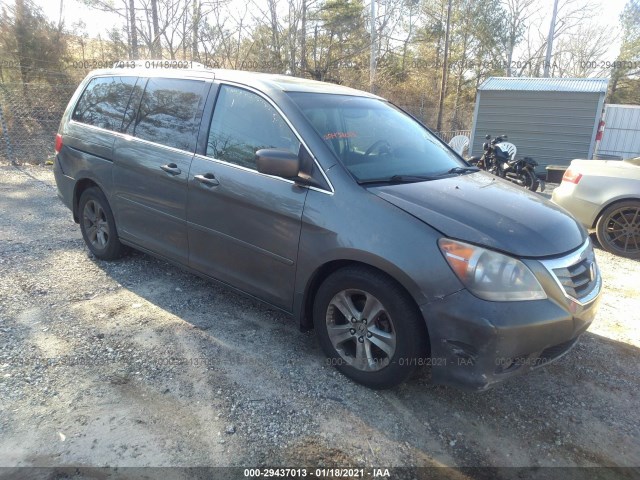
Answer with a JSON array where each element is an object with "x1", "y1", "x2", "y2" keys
[{"x1": 544, "y1": 0, "x2": 559, "y2": 77}]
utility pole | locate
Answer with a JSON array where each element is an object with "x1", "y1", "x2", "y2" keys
[
  {"x1": 370, "y1": 0, "x2": 376, "y2": 93},
  {"x1": 436, "y1": 0, "x2": 452, "y2": 133},
  {"x1": 58, "y1": 0, "x2": 64, "y2": 29},
  {"x1": 543, "y1": 0, "x2": 559, "y2": 77}
]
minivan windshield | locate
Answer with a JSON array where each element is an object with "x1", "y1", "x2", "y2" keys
[{"x1": 288, "y1": 92, "x2": 469, "y2": 183}]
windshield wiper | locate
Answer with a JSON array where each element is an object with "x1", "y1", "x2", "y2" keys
[
  {"x1": 358, "y1": 174, "x2": 439, "y2": 185},
  {"x1": 446, "y1": 166, "x2": 480, "y2": 175}
]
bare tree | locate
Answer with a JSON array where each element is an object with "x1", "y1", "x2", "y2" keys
[{"x1": 502, "y1": 0, "x2": 535, "y2": 76}]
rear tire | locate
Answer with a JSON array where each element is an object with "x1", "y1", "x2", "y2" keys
[
  {"x1": 595, "y1": 200, "x2": 640, "y2": 259},
  {"x1": 313, "y1": 266, "x2": 428, "y2": 389},
  {"x1": 79, "y1": 187, "x2": 125, "y2": 260},
  {"x1": 522, "y1": 168, "x2": 539, "y2": 191}
]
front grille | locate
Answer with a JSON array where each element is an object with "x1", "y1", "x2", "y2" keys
[
  {"x1": 552, "y1": 254, "x2": 597, "y2": 300},
  {"x1": 541, "y1": 239, "x2": 601, "y2": 305}
]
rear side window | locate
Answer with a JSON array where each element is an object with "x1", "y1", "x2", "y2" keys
[
  {"x1": 206, "y1": 85, "x2": 300, "y2": 169},
  {"x1": 133, "y1": 78, "x2": 206, "y2": 152},
  {"x1": 72, "y1": 76, "x2": 137, "y2": 131}
]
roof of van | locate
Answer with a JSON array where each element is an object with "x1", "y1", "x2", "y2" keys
[{"x1": 91, "y1": 66, "x2": 383, "y2": 99}]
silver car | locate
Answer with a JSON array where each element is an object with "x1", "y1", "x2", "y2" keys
[{"x1": 552, "y1": 157, "x2": 640, "y2": 259}]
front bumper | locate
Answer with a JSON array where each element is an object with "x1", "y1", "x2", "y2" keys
[{"x1": 422, "y1": 241, "x2": 602, "y2": 391}]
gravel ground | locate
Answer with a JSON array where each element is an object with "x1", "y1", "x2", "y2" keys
[{"x1": 0, "y1": 164, "x2": 639, "y2": 478}]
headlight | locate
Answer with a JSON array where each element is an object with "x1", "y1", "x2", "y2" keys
[{"x1": 438, "y1": 238, "x2": 547, "y2": 301}]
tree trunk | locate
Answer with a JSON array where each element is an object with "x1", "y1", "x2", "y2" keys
[
  {"x1": 436, "y1": 0, "x2": 452, "y2": 133},
  {"x1": 268, "y1": 0, "x2": 281, "y2": 69},
  {"x1": 192, "y1": 0, "x2": 200, "y2": 61},
  {"x1": 128, "y1": 0, "x2": 138, "y2": 59},
  {"x1": 150, "y1": 0, "x2": 161, "y2": 57},
  {"x1": 300, "y1": 0, "x2": 307, "y2": 72}
]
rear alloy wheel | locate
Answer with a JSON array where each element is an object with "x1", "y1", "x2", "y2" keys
[
  {"x1": 596, "y1": 200, "x2": 640, "y2": 259},
  {"x1": 313, "y1": 266, "x2": 427, "y2": 389},
  {"x1": 79, "y1": 187, "x2": 125, "y2": 260}
]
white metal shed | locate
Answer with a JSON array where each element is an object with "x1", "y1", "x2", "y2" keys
[
  {"x1": 469, "y1": 77, "x2": 609, "y2": 169},
  {"x1": 596, "y1": 104, "x2": 640, "y2": 159}
]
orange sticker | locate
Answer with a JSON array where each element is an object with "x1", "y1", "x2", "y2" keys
[{"x1": 323, "y1": 131, "x2": 357, "y2": 140}]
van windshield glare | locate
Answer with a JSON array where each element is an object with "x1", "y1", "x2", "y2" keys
[{"x1": 288, "y1": 92, "x2": 466, "y2": 183}]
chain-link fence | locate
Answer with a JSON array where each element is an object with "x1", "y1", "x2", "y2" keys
[
  {"x1": 0, "y1": 83, "x2": 77, "y2": 165},
  {"x1": 0, "y1": 83, "x2": 473, "y2": 165}
]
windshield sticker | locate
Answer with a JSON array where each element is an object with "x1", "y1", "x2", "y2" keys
[{"x1": 324, "y1": 131, "x2": 357, "y2": 140}]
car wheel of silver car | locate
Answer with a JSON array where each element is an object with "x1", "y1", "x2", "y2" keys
[
  {"x1": 313, "y1": 266, "x2": 428, "y2": 389},
  {"x1": 596, "y1": 200, "x2": 640, "y2": 260},
  {"x1": 79, "y1": 187, "x2": 125, "y2": 260}
]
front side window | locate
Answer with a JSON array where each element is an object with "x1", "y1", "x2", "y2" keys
[
  {"x1": 134, "y1": 78, "x2": 206, "y2": 151},
  {"x1": 72, "y1": 76, "x2": 137, "y2": 131},
  {"x1": 206, "y1": 85, "x2": 300, "y2": 170},
  {"x1": 288, "y1": 92, "x2": 466, "y2": 183}
]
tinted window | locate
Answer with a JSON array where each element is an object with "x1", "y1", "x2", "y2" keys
[
  {"x1": 121, "y1": 79, "x2": 146, "y2": 135},
  {"x1": 134, "y1": 78, "x2": 206, "y2": 151},
  {"x1": 72, "y1": 76, "x2": 137, "y2": 131},
  {"x1": 207, "y1": 85, "x2": 300, "y2": 169},
  {"x1": 289, "y1": 92, "x2": 464, "y2": 183}
]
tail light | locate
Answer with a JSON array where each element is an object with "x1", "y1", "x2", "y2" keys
[
  {"x1": 55, "y1": 134, "x2": 63, "y2": 153},
  {"x1": 562, "y1": 169, "x2": 582, "y2": 184}
]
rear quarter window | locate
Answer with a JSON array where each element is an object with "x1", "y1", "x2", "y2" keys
[
  {"x1": 133, "y1": 78, "x2": 206, "y2": 152},
  {"x1": 72, "y1": 76, "x2": 137, "y2": 131}
]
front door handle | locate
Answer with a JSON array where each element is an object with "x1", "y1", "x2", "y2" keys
[
  {"x1": 194, "y1": 173, "x2": 219, "y2": 187},
  {"x1": 160, "y1": 163, "x2": 181, "y2": 175}
]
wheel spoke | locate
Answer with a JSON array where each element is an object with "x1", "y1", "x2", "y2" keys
[
  {"x1": 332, "y1": 291, "x2": 360, "y2": 321},
  {"x1": 368, "y1": 326, "x2": 395, "y2": 357},
  {"x1": 95, "y1": 204, "x2": 104, "y2": 222},
  {"x1": 609, "y1": 217, "x2": 626, "y2": 229},
  {"x1": 355, "y1": 340, "x2": 369, "y2": 370},
  {"x1": 610, "y1": 232, "x2": 626, "y2": 243},
  {"x1": 363, "y1": 340, "x2": 376, "y2": 369},
  {"x1": 362, "y1": 294, "x2": 384, "y2": 323},
  {"x1": 327, "y1": 323, "x2": 353, "y2": 346},
  {"x1": 624, "y1": 235, "x2": 630, "y2": 252},
  {"x1": 87, "y1": 225, "x2": 98, "y2": 243},
  {"x1": 97, "y1": 230, "x2": 107, "y2": 247},
  {"x1": 84, "y1": 202, "x2": 97, "y2": 222}
]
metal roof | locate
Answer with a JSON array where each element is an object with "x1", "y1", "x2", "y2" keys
[{"x1": 478, "y1": 77, "x2": 609, "y2": 93}]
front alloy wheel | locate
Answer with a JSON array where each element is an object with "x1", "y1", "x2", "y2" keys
[
  {"x1": 313, "y1": 266, "x2": 428, "y2": 389},
  {"x1": 326, "y1": 289, "x2": 396, "y2": 372}
]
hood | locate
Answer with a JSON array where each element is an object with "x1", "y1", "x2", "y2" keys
[{"x1": 369, "y1": 172, "x2": 586, "y2": 258}]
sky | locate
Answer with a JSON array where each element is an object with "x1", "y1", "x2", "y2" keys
[{"x1": 28, "y1": 0, "x2": 630, "y2": 61}]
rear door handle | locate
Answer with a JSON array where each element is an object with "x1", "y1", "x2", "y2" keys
[
  {"x1": 160, "y1": 163, "x2": 181, "y2": 175},
  {"x1": 194, "y1": 173, "x2": 219, "y2": 187}
]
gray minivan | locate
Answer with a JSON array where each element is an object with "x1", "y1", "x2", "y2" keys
[{"x1": 54, "y1": 66, "x2": 602, "y2": 390}]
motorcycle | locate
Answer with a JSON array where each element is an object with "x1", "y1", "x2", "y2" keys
[{"x1": 468, "y1": 134, "x2": 544, "y2": 192}]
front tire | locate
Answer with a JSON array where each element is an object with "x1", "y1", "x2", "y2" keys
[
  {"x1": 79, "y1": 187, "x2": 125, "y2": 260},
  {"x1": 596, "y1": 200, "x2": 640, "y2": 259},
  {"x1": 313, "y1": 266, "x2": 428, "y2": 389}
]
